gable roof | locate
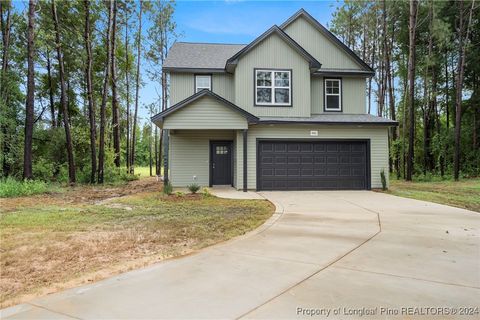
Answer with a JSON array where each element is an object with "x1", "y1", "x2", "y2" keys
[
  {"x1": 225, "y1": 25, "x2": 321, "y2": 73},
  {"x1": 280, "y1": 9, "x2": 374, "y2": 73},
  {"x1": 163, "y1": 42, "x2": 246, "y2": 72},
  {"x1": 151, "y1": 89, "x2": 259, "y2": 124}
]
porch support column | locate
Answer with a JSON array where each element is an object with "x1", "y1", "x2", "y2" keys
[
  {"x1": 163, "y1": 129, "x2": 169, "y2": 185},
  {"x1": 243, "y1": 129, "x2": 248, "y2": 192}
]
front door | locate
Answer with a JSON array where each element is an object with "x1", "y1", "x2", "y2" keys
[{"x1": 211, "y1": 141, "x2": 232, "y2": 185}]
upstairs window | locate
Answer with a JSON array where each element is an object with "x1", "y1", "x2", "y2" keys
[
  {"x1": 324, "y1": 78, "x2": 342, "y2": 111},
  {"x1": 195, "y1": 75, "x2": 211, "y2": 92},
  {"x1": 255, "y1": 69, "x2": 291, "y2": 106}
]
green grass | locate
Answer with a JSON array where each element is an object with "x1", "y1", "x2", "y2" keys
[
  {"x1": 386, "y1": 177, "x2": 480, "y2": 212},
  {"x1": 133, "y1": 166, "x2": 163, "y2": 178},
  {"x1": 0, "y1": 178, "x2": 60, "y2": 198},
  {"x1": 0, "y1": 191, "x2": 274, "y2": 306}
]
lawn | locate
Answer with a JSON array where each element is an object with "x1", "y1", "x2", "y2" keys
[
  {"x1": 0, "y1": 178, "x2": 274, "y2": 308},
  {"x1": 386, "y1": 178, "x2": 480, "y2": 212},
  {"x1": 134, "y1": 166, "x2": 163, "y2": 178}
]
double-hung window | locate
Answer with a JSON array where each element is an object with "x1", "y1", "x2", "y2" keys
[
  {"x1": 324, "y1": 79, "x2": 342, "y2": 111},
  {"x1": 255, "y1": 69, "x2": 291, "y2": 106},
  {"x1": 195, "y1": 75, "x2": 211, "y2": 92}
]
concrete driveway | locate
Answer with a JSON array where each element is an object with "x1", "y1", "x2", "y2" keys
[{"x1": 2, "y1": 191, "x2": 479, "y2": 319}]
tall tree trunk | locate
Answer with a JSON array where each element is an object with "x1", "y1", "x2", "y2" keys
[
  {"x1": 46, "y1": 50, "x2": 56, "y2": 128},
  {"x1": 98, "y1": 0, "x2": 114, "y2": 183},
  {"x1": 84, "y1": 0, "x2": 96, "y2": 184},
  {"x1": 368, "y1": 18, "x2": 377, "y2": 115},
  {"x1": 52, "y1": 0, "x2": 75, "y2": 184},
  {"x1": 23, "y1": 0, "x2": 36, "y2": 180},
  {"x1": 125, "y1": 14, "x2": 130, "y2": 173},
  {"x1": 454, "y1": 0, "x2": 475, "y2": 181},
  {"x1": 0, "y1": 0, "x2": 11, "y2": 91},
  {"x1": 131, "y1": 0, "x2": 143, "y2": 175},
  {"x1": 406, "y1": 0, "x2": 418, "y2": 181},
  {"x1": 111, "y1": 0, "x2": 120, "y2": 168},
  {"x1": 1, "y1": 1, "x2": 12, "y2": 177}
]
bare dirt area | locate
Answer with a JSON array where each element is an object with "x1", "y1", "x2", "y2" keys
[
  {"x1": 0, "y1": 177, "x2": 162, "y2": 212},
  {"x1": 0, "y1": 179, "x2": 274, "y2": 308}
]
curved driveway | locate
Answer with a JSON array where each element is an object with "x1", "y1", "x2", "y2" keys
[{"x1": 2, "y1": 191, "x2": 479, "y2": 319}]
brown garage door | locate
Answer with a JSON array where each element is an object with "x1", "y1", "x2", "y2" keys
[{"x1": 257, "y1": 140, "x2": 369, "y2": 190}]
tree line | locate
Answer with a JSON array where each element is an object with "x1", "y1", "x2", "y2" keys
[
  {"x1": 330, "y1": 0, "x2": 478, "y2": 181},
  {"x1": 0, "y1": 0, "x2": 177, "y2": 184}
]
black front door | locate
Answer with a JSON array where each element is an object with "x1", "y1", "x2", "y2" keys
[{"x1": 211, "y1": 141, "x2": 232, "y2": 185}]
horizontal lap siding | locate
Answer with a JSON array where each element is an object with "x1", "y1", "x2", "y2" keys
[
  {"x1": 243, "y1": 125, "x2": 388, "y2": 190},
  {"x1": 163, "y1": 96, "x2": 247, "y2": 130},
  {"x1": 170, "y1": 73, "x2": 235, "y2": 105},
  {"x1": 283, "y1": 16, "x2": 361, "y2": 70},
  {"x1": 311, "y1": 77, "x2": 366, "y2": 114},
  {"x1": 170, "y1": 130, "x2": 235, "y2": 187},
  {"x1": 234, "y1": 33, "x2": 311, "y2": 117}
]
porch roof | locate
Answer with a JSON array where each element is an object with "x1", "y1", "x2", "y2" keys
[{"x1": 151, "y1": 90, "x2": 259, "y2": 130}]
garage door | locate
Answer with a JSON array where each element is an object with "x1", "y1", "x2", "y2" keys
[{"x1": 257, "y1": 140, "x2": 369, "y2": 191}]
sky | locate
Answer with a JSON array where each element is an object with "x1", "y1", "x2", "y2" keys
[{"x1": 139, "y1": 0, "x2": 339, "y2": 123}]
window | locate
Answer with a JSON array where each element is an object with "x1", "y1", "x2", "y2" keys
[
  {"x1": 195, "y1": 75, "x2": 211, "y2": 92},
  {"x1": 216, "y1": 146, "x2": 228, "y2": 155},
  {"x1": 255, "y1": 69, "x2": 291, "y2": 106},
  {"x1": 324, "y1": 79, "x2": 342, "y2": 111}
]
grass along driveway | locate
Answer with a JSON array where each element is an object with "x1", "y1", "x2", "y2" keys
[
  {"x1": 385, "y1": 178, "x2": 480, "y2": 213},
  {"x1": 0, "y1": 180, "x2": 274, "y2": 308}
]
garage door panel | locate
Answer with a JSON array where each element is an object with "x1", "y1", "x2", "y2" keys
[{"x1": 258, "y1": 140, "x2": 368, "y2": 190}]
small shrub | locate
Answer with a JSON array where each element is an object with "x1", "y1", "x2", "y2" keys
[
  {"x1": 380, "y1": 169, "x2": 387, "y2": 191},
  {"x1": 0, "y1": 178, "x2": 53, "y2": 198},
  {"x1": 202, "y1": 187, "x2": 212, "y2": 197},
  {"x1": 163, "y1": 181, "x2": 173, "y2": 195},
  {"x1": 175, "y1": 191, "x2": 185, "y2": 197},
  {"x1": 187, "y1": 183, "x2": 200, "y2": 194}
]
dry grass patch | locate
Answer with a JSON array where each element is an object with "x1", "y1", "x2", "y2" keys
[{"x1": 0, "y1": 189, "x2": 274, "y2": 307}]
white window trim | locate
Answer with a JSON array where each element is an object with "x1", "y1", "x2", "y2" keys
[
  {"x1": 324, "y1": 78, "x2": 342, "y2": 111},
  {"x1": 195, "y1": 75, "x2": 211, "y2": 93},
  {"x1": 255, "y1": 69, "x2": 291, "y2": 106}
]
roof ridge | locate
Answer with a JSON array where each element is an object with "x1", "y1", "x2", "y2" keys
[
  {"x1": 175, "y1": 41, "x2": 247, "y2": 46},
  {"x1": 225, "y1": 24, "x2": 321, "y2": 71}
]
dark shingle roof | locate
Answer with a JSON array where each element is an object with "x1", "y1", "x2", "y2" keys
[
  {"x1": 163, "y1": 42, "x2": 246, "y2": 71},
  {"x1": 259, "y1": 114, "x2": 398, "y2": 126}
]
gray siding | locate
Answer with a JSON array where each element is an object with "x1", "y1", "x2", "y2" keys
[
  {"x1": 169, "y1": 130, "x2": 236, "y2": 187},
  {"x1": 235, "y1": 125, "x2": 389, "y2": 189},
  {"x1": 283, "y1": 16, "x2": 362, "y2": 70},
  {"x1": 170, "y1": 73, "x2": 194, "y2": 105},
  {"x1": 163, "y1": 95, "x2": 248, "y2": 130},
  {"x1": 170, "y1": 73, "x2": 234, "y2": 105},
  {"x1": 234, "y1": 33, "x2": 311, "y2": 117},
  {"x1": 311, "y1": 76, "x2": 366, "y2": 114}
]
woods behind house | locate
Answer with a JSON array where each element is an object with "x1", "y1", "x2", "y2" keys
[
  {"x1": 1, "y1": 0, "x2": 176, "y2": 184},
  {"x1": 330, "y1": 0, "x2": 478, "y2": 180},
  {"x1": 0, "y1": 0, "x2": 478, "y2": 187}
]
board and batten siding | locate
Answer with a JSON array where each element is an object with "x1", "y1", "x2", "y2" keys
[
  {"x1": 169, "y1": 73, "x2": 234, "y2": 106},
  {"x1": 163, "y1": 95, "x2": 247, "y2": 130},
  {"x1": 169, "y1": 130, "x2": 236, "y2": 187},
  {"x1": 234, "y1": 33, "x2": 311, "y2": 118},
  {"x1": 311, "y1": 77, "x2": 366, "y2": 114},
  {"x1": 235, "y1": 125, "x2": 389, "y2": 189},
  {"x1": 283, "y1": 16, "x2": 362, "y2": 70}
]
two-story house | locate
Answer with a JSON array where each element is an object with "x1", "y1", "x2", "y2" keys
[{"x1": 152, "y1": 9, "x2": 397, "y2": 191}]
